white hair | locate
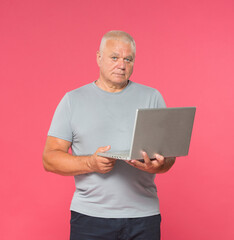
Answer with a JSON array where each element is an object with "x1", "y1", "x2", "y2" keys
[{"x1": 99, "y1": 30, "x2": 136, "y2": 56}]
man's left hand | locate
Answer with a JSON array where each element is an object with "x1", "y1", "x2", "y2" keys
[{"x1": 125, "y1": 151, "x2": 175, "y2": 174}]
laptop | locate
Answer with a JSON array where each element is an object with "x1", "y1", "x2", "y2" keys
[{"x1": 98, "y1": 107, "x2": 196, "y2": 160}]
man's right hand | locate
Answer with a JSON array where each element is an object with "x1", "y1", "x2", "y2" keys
[
  {"x1": 43, "y1": 136, "x2": 116, "y2": 176},
  {"x1": 87, "y1": 146, "x2": 116, "y2": 174}
]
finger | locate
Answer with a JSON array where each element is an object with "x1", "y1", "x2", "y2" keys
[
  {"x1": 99, "y1": 161, "x2": 114, "y2": 170},
  {"x1": 141, "y1": 151, "x2": 152, "y2": 167},
  {"x1": 129, "y1": 159, "x2": 145, "y2": 169},
  {"x1": 155, "y1": 153, "x2": 164, "y2": 165},
  {"x1": 98, "y1": 145, "x2": 111, "y2": 153},
  {"x1": 101, "y1": 158, "x2": 116, "y2": 165},
  {"x1": 103, "y1": 163, "x2": 115, "y2": 171},
  {"x1": 107, "y1": 158, "x2": 116, "y2": 163},
  {"x1": 104, "y1": 161, "x2": 115, "y2": 167},
  {"x1": 124, "y1": 160, "x2": 134, "y2": 166}
]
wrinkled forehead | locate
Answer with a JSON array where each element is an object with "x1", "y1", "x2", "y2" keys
[{"x1": 103, "y1": 38, "x2": 135, "y2": 56}]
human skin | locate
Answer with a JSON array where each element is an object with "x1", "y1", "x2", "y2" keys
[
  {"x1": 43, "y1": 136, "x2": 115, "y2": 176},
  {"x1": 43, "y1": 38, "x2": 175, "y2": 176},
  {"x1": 95, "y1": 39, "x2": 135, "y2": 92}
]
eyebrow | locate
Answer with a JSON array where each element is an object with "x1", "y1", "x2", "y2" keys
[
  {"x1": 110, "y1": 53, "x2": 134, "y2": 59},
  {"x1": 125, "y1": 56, "x2": 134, "y2": 59}
]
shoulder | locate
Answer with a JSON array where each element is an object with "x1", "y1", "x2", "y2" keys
[
  {"x1": 67, "y1": 82, "x2": 94, "y2": 98},
  {"x1": 56, "y1": 83, "x2": 94, "y2": 109},
  {"x1": 63, "y1": 83, "x2": 96, "y2": 104},
  {"x1": 130, "y1": 81, "x2": 163, "y2": 96},
  {"x1": 130, "y1": 81, "x2": 166, "y2": 107}
]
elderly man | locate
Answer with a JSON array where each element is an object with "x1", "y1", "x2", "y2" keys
[{"x1": 43, "y1": 30, "x2": 175, "y2": 240}]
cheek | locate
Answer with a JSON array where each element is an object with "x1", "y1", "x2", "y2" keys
[
  {"x1": 101, "y1": 62, "x2": 113, "y2": 74},
  {"x1": 108, "y1": 63, "x2": 118, "y2": 72},
  {"x1": 103, "y1": 59, "x2": 114, "y2": 68},
  {"x1": 126, "y1": 65, "x2": 134, "y2": 74}
]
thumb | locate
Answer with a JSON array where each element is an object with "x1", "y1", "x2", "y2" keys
[{"x1": 99, "y1": 145, "x2": 111, "y2": 153}]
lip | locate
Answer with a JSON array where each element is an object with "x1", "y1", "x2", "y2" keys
[{"x1": 113, "y1": 73, "x2": 125, "y2": 76}]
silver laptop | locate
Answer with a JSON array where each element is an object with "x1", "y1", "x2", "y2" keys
[{"x1": 98, "y1": 107, "x2": 196, "y2": 160}]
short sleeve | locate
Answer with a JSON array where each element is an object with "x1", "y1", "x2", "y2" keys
[
  {"x1": 156, "y1": 91, "x2": 167, "y2": 108},
  {"x1": 48, "y1": 93, "x2": 73, "y2": 142}
]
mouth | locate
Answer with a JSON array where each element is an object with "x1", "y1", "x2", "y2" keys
[{"x1": 113, "y1": 73, "x2": 125, "y2": 76}]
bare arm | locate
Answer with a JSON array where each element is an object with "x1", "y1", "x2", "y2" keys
[
  {"x1": 43, "y1": 136, "x2": 116, "y2": 176},
  {"x1": 153, "y1": 156, "x2": 176, "y2": 174}
]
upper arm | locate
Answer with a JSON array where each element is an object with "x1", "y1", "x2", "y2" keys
[
  {"x1": 156, "y1": 91, "x2": 166, "y2": 108},
  {"x1": 48, "y1": 93, "x2": 73, "y2": 143},
  {"x1": 42, "y1": 136, "x2": 72, "y2": 173},
  {"x1": 43, "y1": 136, "x2": 72, "y2": 155}
]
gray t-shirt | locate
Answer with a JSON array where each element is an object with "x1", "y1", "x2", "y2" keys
[{"x1": 48, "y1": 81, "x2": 166, "y2": 218}]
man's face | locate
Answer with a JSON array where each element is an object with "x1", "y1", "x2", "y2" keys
[{"x1": 97, "y1": 39, "x2": 135, "y2": 88}]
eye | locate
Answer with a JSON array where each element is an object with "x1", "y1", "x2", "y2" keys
[
  {"x1": 111, "y1": 56, "x2": 118, "y2": 61},
  {"x1": 124, "y1": 58, "x2": 132, "y2": 63}
]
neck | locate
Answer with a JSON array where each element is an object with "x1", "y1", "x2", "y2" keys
[{"x1": 95, "y1": 79, "x2": 129, "y2": 93}]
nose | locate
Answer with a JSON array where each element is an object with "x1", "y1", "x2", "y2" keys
[{"x1": 117, "y1": 58, "x2": 126, "y2": 70}]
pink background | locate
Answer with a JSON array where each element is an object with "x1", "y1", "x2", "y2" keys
[{"x1": 1, "y1": 0, "x2": 234, "y2": 239}]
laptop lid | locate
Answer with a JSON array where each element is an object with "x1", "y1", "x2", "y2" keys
[{"x1": 129, "y1": 107, "x2": 196, "y2": 159}]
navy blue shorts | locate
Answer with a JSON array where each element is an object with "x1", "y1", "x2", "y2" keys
[{"x1": 70, "y1": 211, "x2": 161, "y2": 240}]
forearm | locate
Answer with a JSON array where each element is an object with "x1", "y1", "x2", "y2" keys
[
  {"x1": 156, "y1": 157, "x2": 176, "y2": 174},
  {"x1": 43, "y1": 150, "x2": 93, "y2": 176}
]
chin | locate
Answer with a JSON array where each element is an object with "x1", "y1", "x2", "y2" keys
[
  {"x1": 113, "y1": 79, "x2": 128, "y2": 85},
  {"x1": 112, "y1": 76, "x2": 127, "y2": 82}
]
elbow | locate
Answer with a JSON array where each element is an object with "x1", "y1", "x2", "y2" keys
[{"x1": 42, "y1": 151, "x2": 53, "y2": 173}]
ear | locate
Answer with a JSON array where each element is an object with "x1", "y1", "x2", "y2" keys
[{"x1": 96, "y1": 50, "x2": 101, "y2": 67}]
